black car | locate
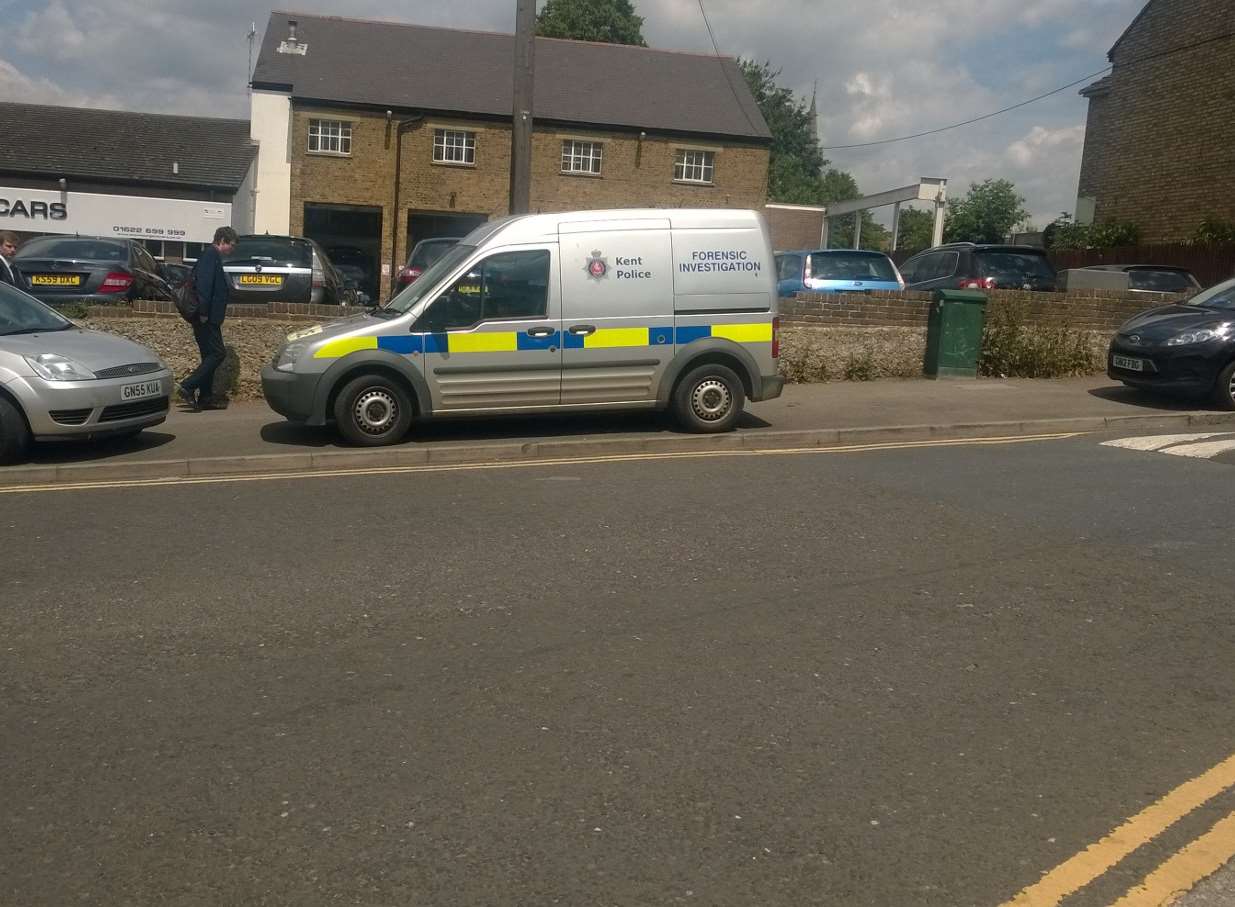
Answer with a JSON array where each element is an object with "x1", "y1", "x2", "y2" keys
[
  {"x1": 223, "y1": 235, "x2": 353, "y2": 306},
  {"x1": 13, "y1": 236, "x2": 174, "y2": 304},
  {"x1": 899, "y1": 243, "x2": 1056, "y2": 292},
  {"x1": 1059, "y1": 264, "x2": 1201, "y2": 295},
  {"x1": 1108, "y1": 277, "x2": 1235, "y2": 407}
]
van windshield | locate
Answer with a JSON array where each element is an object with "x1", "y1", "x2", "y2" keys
[{"x1": 384, "y1": 244, "x2": 476, "y2": 314}]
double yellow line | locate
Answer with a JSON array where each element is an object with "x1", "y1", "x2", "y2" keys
[
  {"x1": 1002, "y1": 752, "x2": 1235, "y2": 906},
  {"x1": 0, "y1": 432, "x2": 1080, "y2": 496}
]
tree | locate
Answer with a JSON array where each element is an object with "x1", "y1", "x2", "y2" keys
[
  {"x1": 535, "y1": 0, "x2": 646, "y2": 45},
  {"x1": 943, "y1": 179, "x2": 1029, "y2": 244},
  {"x1": 818, "y1": 168, "x2": 888, "y2": 250},
  {"x1": 894, "y1": 207, "x2": 935, "y2": 255}
]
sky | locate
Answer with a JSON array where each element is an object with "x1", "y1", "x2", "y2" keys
[{"x1": 0, "y1": 0, "x2": 1146, "y2": 227}]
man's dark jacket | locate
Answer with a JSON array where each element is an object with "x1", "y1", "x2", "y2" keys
[{"x1": 193, "y1": 245, "x2": 230, "y2": 325}]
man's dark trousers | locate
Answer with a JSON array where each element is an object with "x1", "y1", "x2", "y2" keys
[{"x1": 182, "y1": 320, "x2": 225, "y2": 401}]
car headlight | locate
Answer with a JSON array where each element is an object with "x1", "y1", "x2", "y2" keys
[
  {"x1": 25, "y1": 353, "x2": 96, "y2": 381},
  {"x1": 1166, "y1": 324, "x2": 1233, "y2": 345},
  {"x1": 275, "y1": 342, "x2": 306, "y2": 372}
]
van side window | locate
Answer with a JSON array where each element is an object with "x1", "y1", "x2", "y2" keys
[{"x1": 421, "y1": 250, "x2": 550, "y2": 331}]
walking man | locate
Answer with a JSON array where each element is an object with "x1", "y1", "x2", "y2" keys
[
  {"x1": 178, "y1": 226, "x2": 238, "y2": 410},
  {"x1": 0, "y1": 232, "x2": 19, "y2": 286}
]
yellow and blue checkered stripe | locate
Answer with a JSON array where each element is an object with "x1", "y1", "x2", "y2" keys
[{"x1": 313, "y1": 323, "x2": 771, "y2": 359}]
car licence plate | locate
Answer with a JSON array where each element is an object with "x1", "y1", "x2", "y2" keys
[
  {"x1": 1113, "y1": 355, "x2": 1144, "y2": 371},
  {"x1": 121, "y1": 380, "x2": 162, "y2": 400},
  {"x1": 238, "y1": 274, "x2": 283, "y2": 286},
  {"x1": 30, "y1": 274, "x2": 82, "y2": 286}
]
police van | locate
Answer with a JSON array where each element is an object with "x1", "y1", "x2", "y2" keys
[{"x1": 261, "y1": 208, "x2": 783, "y2": 445}]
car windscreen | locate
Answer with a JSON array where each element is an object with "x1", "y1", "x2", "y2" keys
[
  {"x1": 15, "y1": 237, "x2": 126, "y2": 262},
  {"x1": 409, "y1": 240, "x2": 459, "y2": 270},
  {"x1": 975, "y1": 251, "x2": 1055, "y2": 282},
  {"x1": 0, "y1": 283, "x2": 72, "y2": 335},
  {"x1": 1187, "y1": 277, "x2": 1235, "y2": 310},
  {"x1": 225, "y1": 238, "x2": 313, "y2": 268},
  {"x1": 808, "y1": 252, "x2": 897, "y2": 281},
  {"x1": 385, "y1": 244, "x2": 476, "y2": 314},
  {"x1": 1128, "y1": 269, "x2": 1196, "y2": 293}
]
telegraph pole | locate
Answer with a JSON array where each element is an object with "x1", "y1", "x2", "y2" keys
[{"x1": 509, "y1": 0, "x2": 536, "y2": 214}]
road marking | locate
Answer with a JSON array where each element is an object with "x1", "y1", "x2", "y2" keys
[
  {"x1": 1108, "y1": 811, "x2": 1235, "y2": 907},
  {"x1": 1101, "y1": 433, "x2": 1230, "y2": 452},
  {"x1": 1000, "y1": 752, "x2": 1235, "y2": 906},
  {"x1": 0, "y1": 432, "x2": 1081, "y2": 496},
  {"x1": 1158, "y1": 439, "x2": 1235, "y2": 459}
]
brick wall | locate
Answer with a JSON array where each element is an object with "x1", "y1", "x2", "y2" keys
[
  {"x1": 781, "y1": 288, "x2": 1181, "y2": 332},
  {"x1": 1078, "y1": 0, "x2": 1235, "y2": 241},
  {"x1": 289, "y1": 106, "x2": 770, "y2": 298}
]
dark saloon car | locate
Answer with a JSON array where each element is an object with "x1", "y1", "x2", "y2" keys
[
  {"x1": 899, "y1": 243, "x2": 1056, "y2": 292},
  {"x1": 1108, "y1": 276, "x2": 1235, "y2": 407},
  {"x1": 14, "y1": 236, "x2": 173, "y2": 304},
  {"x1": 1059, "y1": 265, "x2": 1201, "y2": 295},
  {"x1": 396, "y1": 237, "x2": 462, "y2": 289},
  {"x1": 223, "y1": 235, "x2": 352, "y2": 306}
]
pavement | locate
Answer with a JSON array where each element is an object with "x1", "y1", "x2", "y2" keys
[
  {"x1": 4, "y1": 428, "x2": 1234, "y2": 905},
  {"x1": 5, "y1": 375, "x2": 1235, "y2": 487}
]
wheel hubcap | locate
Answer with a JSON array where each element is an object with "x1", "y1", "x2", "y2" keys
[
  {"x1": 354, "y1": 389, "x2": 398, "y2": 435},
  {"x1": 691, "y1": 378, "x2": 732, "y2": 421}
]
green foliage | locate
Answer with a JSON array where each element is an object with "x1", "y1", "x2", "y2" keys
[
  {"x1": 894, "y1": 207, "x2": 935, "y2": 255},
  {"x1": 1194, "y1": 216, "x2": 1235, "y2": 245},
  {"x1": 943, "y1": 179, "x2": 1029, "y2": 244},
  {"x1": 842, "y1": 349, "x2": 877, "y2": 381},
  {"x1": 1046, "y1": 213, "x2": 1142, "y2": 250},
  {"x1": 535, "y1": 0, "x2": 646, "y2": 45},
  {"x1": 739, "y1": 60, "x2": 826, "y2": 202},
  {"x1": 979, "y1": 298, "x2": 1102, "y2": 378},
  {"x1": 52, "y1": 302, "x2": 90, "y2": 320}
]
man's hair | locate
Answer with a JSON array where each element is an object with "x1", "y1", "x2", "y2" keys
[
  {"x1": 213, "y1": 226, "x2": 239, "y2": 245},
  {"x1": 0, "y1": 231, "x2": 18, "y2": 247}
]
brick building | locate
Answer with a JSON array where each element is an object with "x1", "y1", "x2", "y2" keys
[
  {"x1": 249, "y1": 12, "x2": 772, "y2": 299},
  {"x1": 1076, "y1": 0, "x2": 1235, "y2": 242}
]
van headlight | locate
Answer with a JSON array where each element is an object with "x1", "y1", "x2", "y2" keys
[
  {"x1": 274, "y1": 342, "x2": 306, "y2": 372},
  {"x1": 25, "y1": 353, "x2": 96, "y2": 381}
]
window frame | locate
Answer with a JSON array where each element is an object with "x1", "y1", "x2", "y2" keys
[
  {"x1": 417, "y1": 249, "x2": 552, "y2": 332},
  {"x1": 673, "y1": 148, "x2": 716, "y2": 185},
  {"x1": 307, "y1": 119, "x2": 353, "y2": 156},
  {"x1": 560, "y1": 139, "x2": 604, "y2": 176},
  {"x1": 432, "y1": 128, "x2": 477, "y2": 167}
]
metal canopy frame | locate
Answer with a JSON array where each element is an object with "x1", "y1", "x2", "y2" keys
[{"x1": 822, "y1": 178, "x2": 948, "y2": 251}]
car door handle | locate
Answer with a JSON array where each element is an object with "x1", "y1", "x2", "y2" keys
[
  {"x1": 568, "y1": 324, "x2": 596, "y2": 336},
  {"x1": 526, "y1": 326, "x2": 557, "y2": 338}
]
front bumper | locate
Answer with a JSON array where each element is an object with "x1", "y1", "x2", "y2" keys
[
  {"x1": 1107, "y1": 338, "x2": 1225, "y2": 394},
  {"x1": 753, "y1": 375, "x2": 784, "y2": 402},
  {"x1": 261, "y1": 366, "x2": 321, "y2": 423},
  {"x1": 5, "y1": 370, "x2": 173, "y2": 439}
]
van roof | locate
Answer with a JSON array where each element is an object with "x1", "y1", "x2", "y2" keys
[{"x1": 475, "y1": 208, "x2": 766, "y2": 246}]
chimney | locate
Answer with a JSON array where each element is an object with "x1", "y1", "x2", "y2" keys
[{"x1": 277, "y1": 17, "x2": 308, "y2": 55}]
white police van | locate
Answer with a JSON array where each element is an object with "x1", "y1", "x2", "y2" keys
[{"x1": 262, "y1": 209, "x2": 783, "y2": 445}]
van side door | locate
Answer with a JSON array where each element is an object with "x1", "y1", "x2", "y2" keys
[
  {"x1": 415, "y1": 245, "x2": 561, "y2": 412},
  {"x1": 558, "y1": 221, "x2": 674, "y2": 405}
]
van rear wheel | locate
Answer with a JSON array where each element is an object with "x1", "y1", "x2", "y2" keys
[
  {"x1": 672, "y1": 364, "x2": 745, "y2": 433},
  {"x1": 333, "y1": 374, "x2": 414, "y2": 446}
]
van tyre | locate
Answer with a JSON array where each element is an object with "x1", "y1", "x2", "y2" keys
[
  {"x1": 673, "y1": 364, "x2": 745, "y2": 433},
  {"x1": 1212, "y1": 360, "x2": 1235, "y2": 410},
  {"x1": 334, "y1": 374, "x2": 414, "y2": 446},
  {"x1": 0, "y1": 396, "x2": 31, "y2": 465}
]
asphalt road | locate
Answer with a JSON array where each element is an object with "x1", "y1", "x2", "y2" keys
[{"x1": 2, "y1": 430, "x2": 1234, "y2": 906}]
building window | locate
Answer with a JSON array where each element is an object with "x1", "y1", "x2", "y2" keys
[
  {"x1": 674, "y1": 149, "x2": 715, "y2": 185},
  {"x1": 183, "y1": 242, "x2": 206, "y2": 262},
  {"x1": 308, "y1": 119, "x2": 352, "y2": 155},
  {"x1": 433, "y1": 129, "x2": 476, "y2": 165},
  {"x1": 561, "y1": 140, "x2": 603, "y2": 175}
]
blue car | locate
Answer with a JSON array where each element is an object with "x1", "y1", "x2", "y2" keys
[{"x1": 775, "y1": 249, "x2": 904, "y2": 297}]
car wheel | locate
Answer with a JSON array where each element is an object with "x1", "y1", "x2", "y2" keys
[
  {"x1": 672, "y1": 363, "x2": 745, "y2": 433},
  {"x1": 0, "y1": 395, "x2": 32, "y2": 465},
  {"x1": 333, "y1": 374, "x2": 414, "y2": 446},
  {"x1": 1212, "y1": 360, "x2": 1235, "y2": 410}
]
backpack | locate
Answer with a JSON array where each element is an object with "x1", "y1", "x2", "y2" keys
[{"x1": 174, "y1": 261, "x2": 201, "y2": 322}]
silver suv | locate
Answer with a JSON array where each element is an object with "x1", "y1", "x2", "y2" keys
[{"x1": 0, "y1": 282, "x2": 172, "y2": 463}]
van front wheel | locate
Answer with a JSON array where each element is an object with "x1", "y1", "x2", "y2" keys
[
  {"x1": 672, "y1": 364, "x2": 745, "y2": 433},
  {"x1": 333, "y1": 374, "x2": 414, "y2": 446}
]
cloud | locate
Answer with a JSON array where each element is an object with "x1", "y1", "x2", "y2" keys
[{"x1": 1006, "y1": 124, "x2": 1086, "y2": 169}]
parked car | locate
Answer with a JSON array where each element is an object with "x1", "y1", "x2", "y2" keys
[
  {"x1": 775, "y1": 249, "x2": 903, "y2": 297},
  {"x1": 1108, "y1": 276, "x2": 1235, "y2": 407},
  {"x1": 223, "y1": 235, "x2": 353, "y2": 306},
  {"x1": 325, "y1": 245, "x2": 377, "y2": 298},
  {"x1": 159, "y1": 261, "x2": 194, "y2": 288},
  {"x1": 13, "y1": 236, "x2": 174, "y2": 305},
  {"x1": 397, "y1": 237, "x2": 463, "y2": 288},
  {"x1": 1059, "y1": 265, "x2": 1201, "y2": 295},
  {"x1": 0, "y1": 281, "x2": 173, "y2": 463},
  {"x1": 899, "y1": 243, "x2": 1057, "y2": 292}
]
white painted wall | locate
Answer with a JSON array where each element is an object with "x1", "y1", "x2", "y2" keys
[
  {"x1": 250, "y1": 89, "x2": 292, "y2": 235},
  {"x1": 231, "y1": 157, "x2": 257, "y2": 234}
]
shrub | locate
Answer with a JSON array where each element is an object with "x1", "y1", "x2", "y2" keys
[
  {"x1": 1194, "y1": 216, "x2": 1235, "y2": 245},
  {"x1": 979, "y1": 298, "x2": 1102, "y2": 378},
  {"x1": 842, "y1": 349, "x2": 876, "y2": 381}
]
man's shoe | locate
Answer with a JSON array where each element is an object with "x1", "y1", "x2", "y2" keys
[
  {"x1": 176, "y1": 385, "x2": 199, "y2": 410},
  {"x1": 199, "y1": 398, "x2": 229, "y2": 411}
]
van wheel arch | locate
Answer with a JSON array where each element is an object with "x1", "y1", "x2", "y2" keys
[
  {"x1": 668, "y1": 349, "x2": 756, "y2": 403},
  {"x1": 325, "y1": 363, "x2": 422, "y2": 424}
]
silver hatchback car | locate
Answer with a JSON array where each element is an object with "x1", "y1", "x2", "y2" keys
[{"x1": 0, "y1": 282, "x2": 173, "y2": 463}]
